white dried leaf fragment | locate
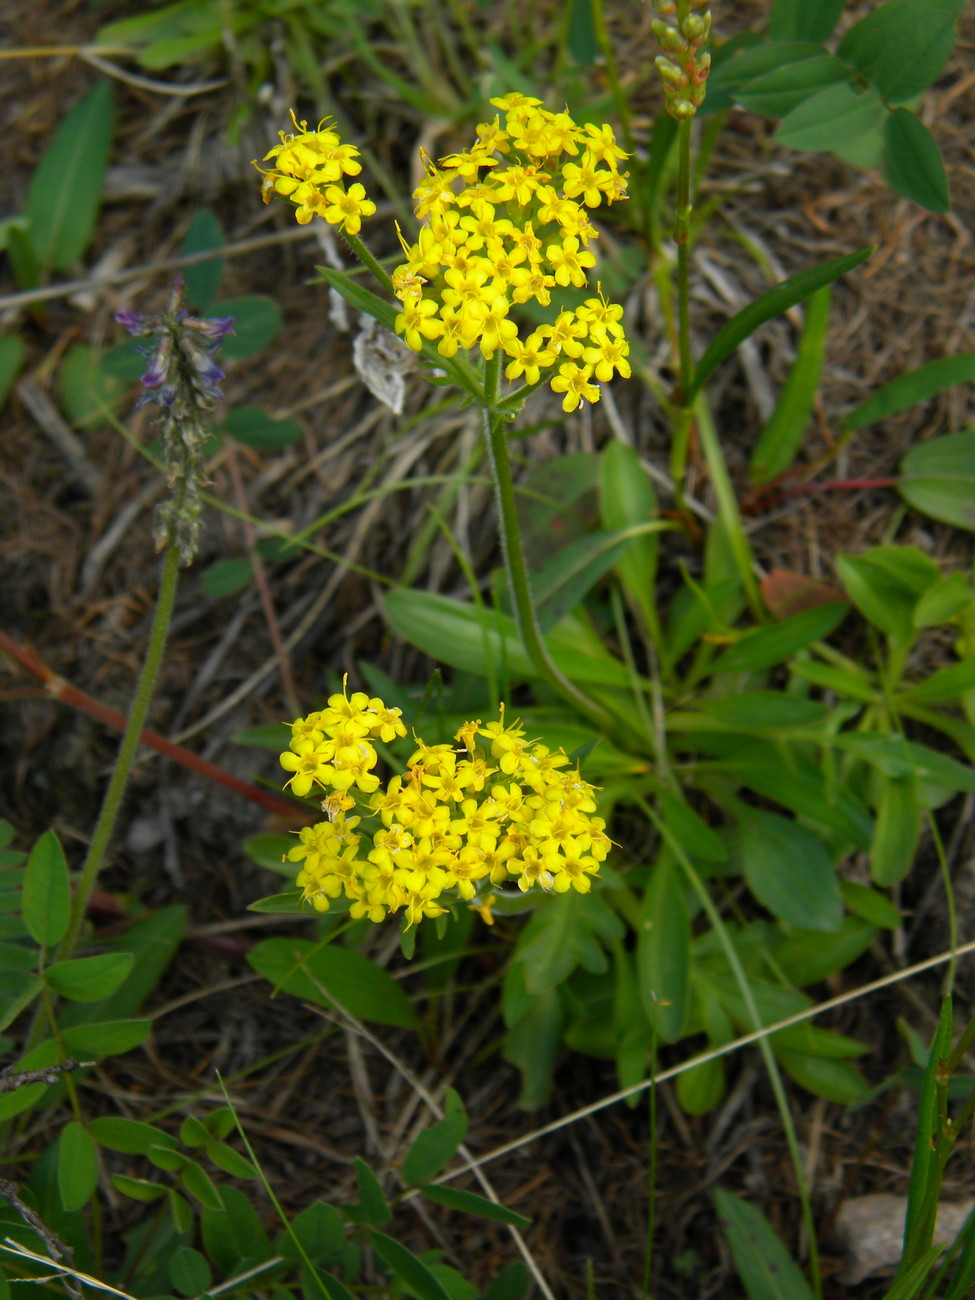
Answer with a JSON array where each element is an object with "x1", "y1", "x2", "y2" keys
[{"x1": 353, "y1": 314, "x2": 412, "y2": 415}]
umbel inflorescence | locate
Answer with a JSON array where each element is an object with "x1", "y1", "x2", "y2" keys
[
  {"x1": 280, "y1": 684, "x2": 611, "y2": 926},
  {"x1": 257, "y1": 95, "x2": 631, "y2": 412}
]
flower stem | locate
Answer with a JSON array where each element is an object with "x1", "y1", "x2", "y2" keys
[
  {"x1": 57, "y1": 541, "x2": 181, "y2": 960},
  {"x1": 481, "y1": 362, "x2": 616, "y2": 734}
]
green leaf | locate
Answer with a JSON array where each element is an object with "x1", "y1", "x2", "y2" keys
[
  {"x1": 45, "y1": 952, "x2": 134, "y2": 1001},
  {"x1": 899, "y1": 431, "x2": 975, "y2": 530},
  {"x1": 676, "y1": 1056, "x2": 726, "y2": 1116},
  {"x1": 182, "y1": 207, "x2": 224, "y2": 310},
  {"x1": 849, "y1": 355, "x2": 975, "y2": 434},
  {"x1": 384, "y1": 588, "x2": 635, "y2": 688},
  {"x1": 180, "y1": 1115, "x2": 211, "y2": 1147},
  {"x1": 200, "y1": 558, "x2": 253, "y2": 599},
  {"x1": 502, "y1": 966, "x2": 563, "y2": 1110},
  {"x1": 57, "y1": 1121, "x2": 99, "y2": 1211},
  {"x1": 181, "y1": 1159, "x2": 224, "y2": 1210},
  {"x1": 241, "y1": 833, "x2": 295, "y2": 872},
  {"x1": 702, "y1": 747, "x2": 874, "y2": 848},
  {"x1": 532, "y1": 529, "x2": 648, "y2": 633},
  {"x1": 21, "y1": 830, "x2": 70, "y2": 948},
  {"x1": 900, "y1": 657, "x2": 975, "y2": 703},
  {"x1": 0, "y1": 975, "x2": 43, "y2": 1035},
  {"x1": 224, "y1": 406, "x2": 303, "y2": 451},
  {"x1": 247, "y1": 938, "x2": 418, "y2": 1029},
  {"x1": 485, "y1": 1263, "x2": 532, "y2": 1300},
  {"x1": 837, "y1": 0, "x2": 964, "y2": 103},
  {"x1": 347, "y1": 1159, "x2": 391, "y2": 1226},
  {"x1": 216, "y1": 296, "x2": 281, "y2": 359},
  {"x1": 772, "y1": 916, "x2": 878, "y2": 985},
  {"x1": 901, "y1": 996, "x2": 954, "y2": 1270},
  {"x1": 59, "y1": 904, "x2": 187, "y2": 1028},
  {"x1": 692, "y1": 692, "x2": 828, "y2": 731},
  {"x1": 316, "y1": 266, "x2": 399, "y2": 334},
  {"x1": 914, "y1": 573, "x2": 972, "y2": 628},
  {"x1": 689, "y1": 249, "x2": 873, "y2": 400},
  {"x1": 420, "y1": 1184, "x2": 531, "y2": 1228},
  {"x1": 200, "y1": 1185, "x2": 272, "y2": 1271},
  {"x1": 207, "y1": 1142, "x2": 258, "y2": 1179},
  {"x1": 0, "y1": 942, "x2": 37, "y2": 972},
  {"x1": 833, "y1": 733, "x2": 975, "y2": 792},
  {"x1": 0, "y1": 336, "x2": 25, "y2": 411},
  {"x1": 775, "y1": 1049, "x2": 868, "y2": 1102},
  {"x1": 944, "y1": 1208, "x2": 975, "y2": 1300},
  {"x1": 514, "y1": 890, "x2": 624, "y2": 995},
  {"x1": 402, "y1": 1091, "x2": 468, "y2": 1186},
  {"x1": 370, "y1": 1231, "x2": 451, "y2": 1300},
  {"x1": 840, "y1": 881, "x2": 902, "y2": 930},
  {"x1": 638, "y1": 853, "x2": 689, "y2": 1041},
  {"x1": 169, "y1": 1246, "x2": 212, "y2": 1298},
  {"x1": 707, "y1": 603, "x2": 848, "y2": 676},
  {"x1": 749, "y1": 287, "x2": 830, "y2": 485},
  {"x1": 204, "y1": 1108, "x2": 236, "y2": 1140},
  {"x1": 59, "y1": 344, "x2": 125, "y2": 428},
  {"x1": 600, "y1": 439, "x2": 659, "y2": 631},
  {"x1": 658, "y1": 789, "x2": 727, "y2": 862},
  {"x1": 90, "y1": 1117, "x2": 178, "y2": 1154},
  {"x1": 715, "y1": 1188, "x2": 815, "y2": 1300},
  {"x1": 247, "y1": 891, "x2": 306, "y2": 915},
  {"x1": 883, "y1": 109, "x2": 950, "y2": 213},
  {"x1": 735, "y1": 807, "x2": 842, "y2": 932},
  {"x1": 62, "y1": 1017, "x2": 152, "y2": 1059},
  {"x1": 776, "y1": 82, "x2": 886, "y2": 153},
  {"x1": 836, "y1": 546, "x2": 941, "y2": 644},
  {"x1": 736, "y1": 56, "x2": 854, "y2": 118},
  {"x1": 112, "y1": 1174, "x2": 166, "y2": 1201},
  {"x1": 708, "y1": 41, "x2": 825, "y2": 103},
  {"x1": 25, "y1": 81, "x2": 115, "y2": 272},
  {"x1": 871, "y1": 775, "x2": 923, "y2": 885},
  {"x1": 279, "y1": 1201, "x2": 345, "y2": 1262},
  {"x1": 768, "y1": 0, "x2": 843, "y2": 42}
]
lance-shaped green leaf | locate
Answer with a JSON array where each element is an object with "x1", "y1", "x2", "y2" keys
[
  {"x1": 370, "y1": 1231, "x2": 451, "y2": 1300},
  {"x1": 421, "y1": 1184, "x2": 531, "y2": 1227},
  {"x1": 715, "y1": 1188, "x2": 815, "y2": 1300},
  {"x1": 899, "y1": 431, "x2": 975, "y2": 531},
  {"x1": 899, "y1": 996, "x2": 954, "y2": 1276},
  {"x1": 21, "y1": 829, "x2": 70, "y2": 948},
  {"x1": 768, "y1": 0, "x2": 843, "y2": 42},
  {"x1": 402, "y1": 1090, "x2": 468, "y2": 1186},
  {"x1": 45, "y1": 952, "x2": 134, "y2": 1001},
  {"x1": 26, "y1": 81, "x2": 115, "y2": 272},
  {"x1": 884, "y1": 109, "x2": 950, "y2": 213},
  {"x1": 689, "y1": 249, "x2": 872, "y2": 400},
  {"x1": 601, "y1": 439, "x2": 660, "y2": 635},
  {"x1": 775, "y1": 83, "x2": 886, "y2": 153},
  {"x1": 846, "y1": 354, "x2": 975, "y2": 433},
  {"x1": 749, "y1": 286, "x2": 830, "y2": 485},
  {"x1": 58, "y1": 1122, "x2": 99, "y2": 1211}
]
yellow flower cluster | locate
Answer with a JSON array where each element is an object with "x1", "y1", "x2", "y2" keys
[
  {"x1": 280, "y1": 686, "x2": 610, "y2": 926},
  {"x1": 393, "y1": 92, "x2": 631, "y2": 412},
  {"x1": 256, "y1": 110, "x2": 376, "y2": 233}
]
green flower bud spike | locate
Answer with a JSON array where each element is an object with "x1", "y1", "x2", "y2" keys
[{"x1": 651, "y1": 0, "x2": 711, "y2": 121}]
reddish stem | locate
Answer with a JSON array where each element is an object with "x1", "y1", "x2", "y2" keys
[{"x1": 0, "y1": 631, "x2": 301, "y2": 820}]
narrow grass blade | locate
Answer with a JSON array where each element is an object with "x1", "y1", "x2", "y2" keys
[{"x1": 689, "y1": 248, "x2": 872, "y2": 401}]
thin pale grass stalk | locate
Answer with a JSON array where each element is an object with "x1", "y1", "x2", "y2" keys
[{"x1": 426, "y1": 936, "x2": 975, "y2": 1186}]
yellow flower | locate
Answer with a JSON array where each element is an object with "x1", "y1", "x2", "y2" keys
[{"x1": 551, "y1": 361, "x2": 600, "y2": 413}]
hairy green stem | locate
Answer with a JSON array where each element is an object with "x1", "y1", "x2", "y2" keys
[
  {"x1": 58, "y1": 542, "x2": 181, "y2": 960},
  {"x1": 481, "y1": 356, "x2": 615, "y2": 734}
]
